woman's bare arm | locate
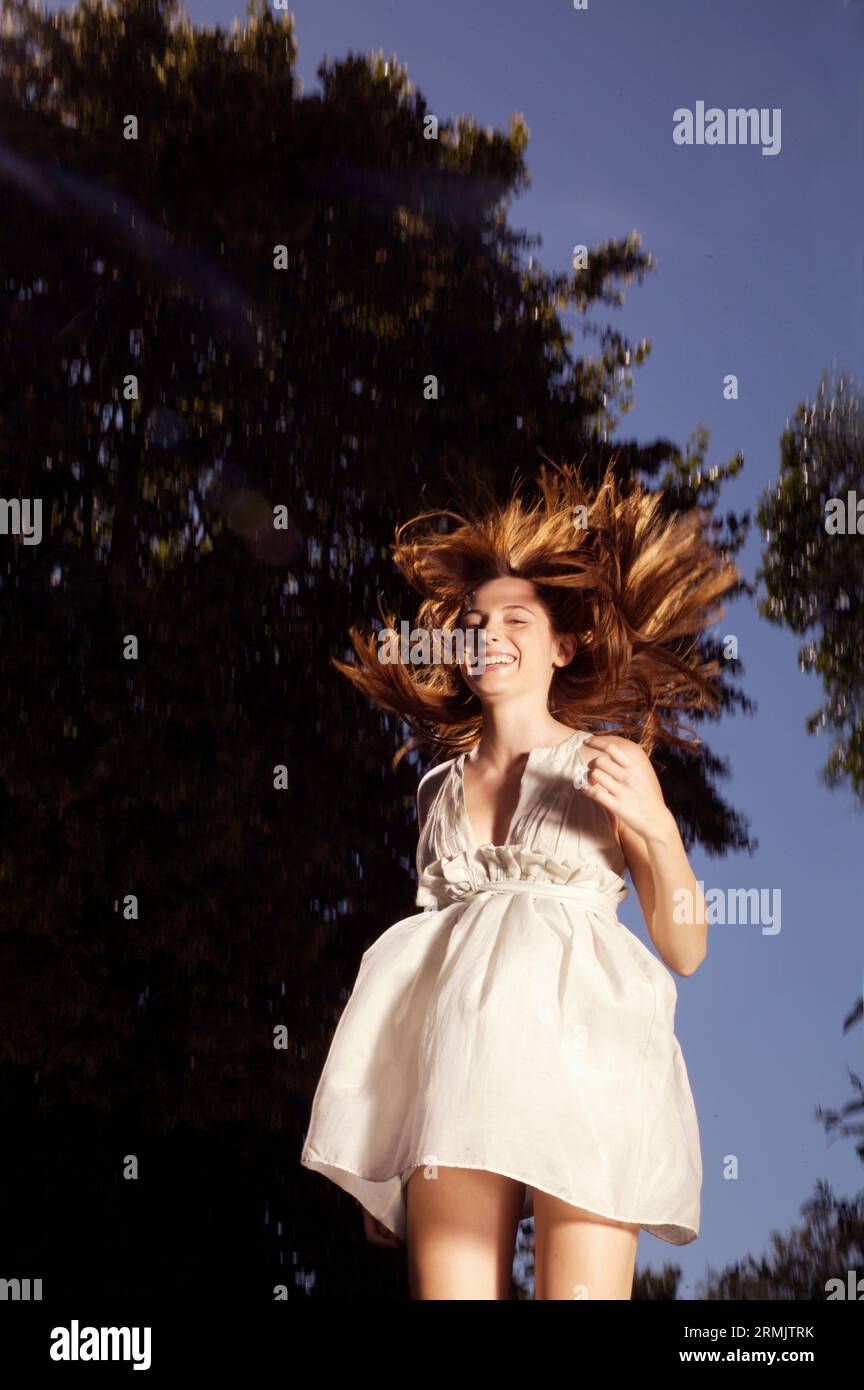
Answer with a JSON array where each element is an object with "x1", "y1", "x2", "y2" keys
[
  {"x1": 583, "y1": 734, "x2": 707, "y2": 978},
  {"x1": 619, "y1": 817, "x2": 707, "y2": 977}
]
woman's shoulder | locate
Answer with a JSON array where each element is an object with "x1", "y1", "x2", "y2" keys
[
  {"x1": 417, "y1": 756, "x2": 457, "y2": 798},
  {"x1": 416, "y1": 755, "x2": 458, "y2": 829}
]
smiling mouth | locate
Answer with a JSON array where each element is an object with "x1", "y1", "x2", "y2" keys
[{"x1": 467, "y1": 654, "x2": 517, "y2": 672}]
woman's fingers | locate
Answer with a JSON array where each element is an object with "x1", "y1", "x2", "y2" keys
[
  {"x1": 588, "y1": 752, "x2": 628, "y2": 782},
  {"x1": 587, "y1": 765, "x2": 622, "y2": 795},
  {"x1": 583, "y1": 734, "x2": 631, "y2": 767},
  {"x1": 361, "y1": 1206, "x2": 402, "y2": 1246}
]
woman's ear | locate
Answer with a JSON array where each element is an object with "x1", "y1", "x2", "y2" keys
[{"x1": 554, "y1": 632, "x2": 578, "y2": 667}]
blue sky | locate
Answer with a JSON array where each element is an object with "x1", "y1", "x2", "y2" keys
[
  {"x1": 56, "y1": 0, "x2": 864, "y2": 1293},
  {"x1": 274, "y1": 0, "x2": 863, "y2": 1296},
  {"x1": 269, "y1": 0, "x2": 864, "y2": 1294}
]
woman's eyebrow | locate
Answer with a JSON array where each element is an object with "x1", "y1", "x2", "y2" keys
[{"x1": 462, "y1": 603, "x2": 536, "y2": 615}]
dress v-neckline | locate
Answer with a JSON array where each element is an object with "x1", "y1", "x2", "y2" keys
[{"x1": 456, "y1": 730, "x2": 583, "y2": 851}]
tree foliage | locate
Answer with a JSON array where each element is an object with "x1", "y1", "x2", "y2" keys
[
  {"x1": 698, "y1": 1181, "x2": 864, "y2": 1301},
  {"x1": 0, "y1": 0, "x2": 751, "y2": 1295},
  {"x1": 757, "y1": 368, "x2": 864, "y2": 803}
]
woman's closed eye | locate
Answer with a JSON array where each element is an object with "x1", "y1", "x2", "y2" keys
[{"x1": 464, "y1": 618, "x2": 525, "y2": 628}]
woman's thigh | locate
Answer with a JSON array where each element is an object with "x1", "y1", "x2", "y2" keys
[
  {"x1": 405, "y1": 1165, "x2": 524, "y2": 1300},
  {"x1": 532, "y1": 1190, "x2": 639, "y2": 1300}
]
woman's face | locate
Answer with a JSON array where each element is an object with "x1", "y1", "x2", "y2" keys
[{"x1": 457, "y1": 576, "x2": 576, "y2": 705}]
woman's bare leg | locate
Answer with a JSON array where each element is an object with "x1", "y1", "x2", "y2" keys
[
  {"x1": 405, "y1": 1166, "x2": 524, "y2": 1299},
  {"x1": 533, "y1": 1190, "x2": 639, "y2": 1300}
]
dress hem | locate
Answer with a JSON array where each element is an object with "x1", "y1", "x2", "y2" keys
[{"x1": 300, "y1": 1146, "x2": 699, "y2": 1247}]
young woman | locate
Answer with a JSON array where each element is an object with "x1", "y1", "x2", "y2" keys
[{"x1": 300, "y1": 459, "x2": 739, "y2": 1299}]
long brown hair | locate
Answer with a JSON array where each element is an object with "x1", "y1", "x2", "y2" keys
[{"x1": 333, "y1": 457, "x2": 740, "y2": 768}]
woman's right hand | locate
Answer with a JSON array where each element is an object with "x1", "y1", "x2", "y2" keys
[{"x1": 360, "y1": 1204, "x2": 402, "y2": 1247}]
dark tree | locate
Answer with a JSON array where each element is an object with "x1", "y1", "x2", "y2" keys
[
  {"x1": 757, "y1": 368, "x2": 864, "y2": 804},
  {"x1": 0, "y1": 0, "x2": 749, "y2": 1297}
]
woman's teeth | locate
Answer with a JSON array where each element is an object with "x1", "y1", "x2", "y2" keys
[{"x1": 469, "y1": 654, "x2": 516, "y2": 671}]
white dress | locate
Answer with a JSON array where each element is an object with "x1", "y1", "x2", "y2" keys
[{"x1": 300, "y1": 729, "x2": 702, "y2": 1244}]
